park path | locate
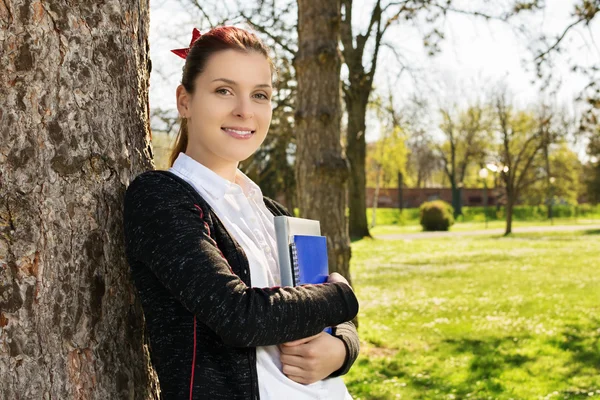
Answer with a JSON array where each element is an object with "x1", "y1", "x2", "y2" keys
[{"x1": 377, "y1": 224, "x2": 600, "y2": 240}]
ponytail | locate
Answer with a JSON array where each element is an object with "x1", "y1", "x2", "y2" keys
[{"x1": 169, "y1": 118, "x2": 189, "y2": 167}]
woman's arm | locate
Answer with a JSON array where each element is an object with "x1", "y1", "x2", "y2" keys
[{"x1": 123, "y1": 172, "x2": 359, "y2": 348}]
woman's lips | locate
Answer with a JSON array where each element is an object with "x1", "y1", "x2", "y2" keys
[{"x1": 221, "y1": 127, "x2": 255, "y2": 139}]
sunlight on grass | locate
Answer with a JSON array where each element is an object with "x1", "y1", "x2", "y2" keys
[
  {"x1": 345, "y1": 229, "x2": 600, "y2": 399},
  {"x1": 370, "y1": 219, "x2": 600, "y2": 236}
]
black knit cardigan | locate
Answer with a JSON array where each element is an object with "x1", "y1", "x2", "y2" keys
[{"x1": 122, "y1": 170, "x2": 360, "y2": 400}]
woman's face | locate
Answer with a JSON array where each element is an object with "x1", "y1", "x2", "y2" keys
[{"x1": 177, "y1": 49, "x2": 273, "y2": 174}]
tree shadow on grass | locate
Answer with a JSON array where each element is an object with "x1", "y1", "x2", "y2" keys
[
  {"x1": 583, "y1": 229, "x2": 600, "y2": 235},
  {"x1": 440, "y1": 336, "x2": 535, "y2": 395},
  {"x1": 547, "y1": 321, "x2": 600, "y2": 376},
  {"x1": 348, "y1": 336, "x2": 536, "y2": 399}
]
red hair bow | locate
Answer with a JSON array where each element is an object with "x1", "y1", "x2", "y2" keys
[{"x1": 171, "y1": 28, "x2": 202, "y2": 60}]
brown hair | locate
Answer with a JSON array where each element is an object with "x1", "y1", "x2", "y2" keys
[{"x1": 168, "y1": 26, "x2": 275, "y2": 167}]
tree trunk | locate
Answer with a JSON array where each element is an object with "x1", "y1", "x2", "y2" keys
[
  {"x1": 371, "y1": 166, "x2": 382, "y2": 228},
  {"x1": 346, "y1": 97, "x2": 371, "y2": 239},
  {"x1": 1, "y1": 1, "x2": 157, "y2": 398},
  {"x1": 505, "y1": 196, "x2": 514, "y2": 235},
  {"x1": 295, "y1": 0, "x2": 352, "y2": 286},
  {"x1": 543, "y1": 141, "x2": 553, "y2": 220},
  {"x1": 397, "y1": 172, "x2": 403, "y2": 212},
  {"x1": 450, "y1": 182, "x2": 462, "y2": 218}
]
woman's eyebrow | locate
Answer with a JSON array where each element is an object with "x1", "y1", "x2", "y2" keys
[{"x1": 212, "y1": 78, "x2": 272, "y2": 89}]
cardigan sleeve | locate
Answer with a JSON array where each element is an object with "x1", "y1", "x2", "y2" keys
[
  {"x1": 264, "y1": 197, "x2": 361, "y2": 377},
  {"x1": 123, "y1": 172, "x2": 359, "y2": 348},
  {"x1": 327, "y1": 321, "x2": 360, "y2": 378}
]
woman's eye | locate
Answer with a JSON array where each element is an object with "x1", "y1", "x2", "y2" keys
[
  {"x1": 254, "y1": 93, "x2": 269, "y2": 100},
  {"x1": 216, "y1": 88, "x2": 231, "y2": 95}
]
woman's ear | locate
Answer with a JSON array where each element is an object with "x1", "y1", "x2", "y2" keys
[{"x1": 176, "y1": 85, "x2": 190, "y2": 118}]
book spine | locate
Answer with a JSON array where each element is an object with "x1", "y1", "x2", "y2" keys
[{"x1": 289, "y1": 242, "x2": 301, "y2": 286}]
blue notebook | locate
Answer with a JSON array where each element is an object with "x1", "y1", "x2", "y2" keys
[
  {"x1": 289, "y1": 235, "x2": 329, "y2": 285},
  {"x1": 289, "y1": 235, "x2": 332, "y2": 335}
]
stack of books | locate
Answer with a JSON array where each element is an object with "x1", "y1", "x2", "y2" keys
[{"x1": 274, "y1": 216, "x2": 332, "y2": 335}]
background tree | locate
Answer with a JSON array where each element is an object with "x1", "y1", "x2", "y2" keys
[
  {"x1": 295, "y1": 0, "x2": 352, "y2": 285},
  {"x1": 584, "y1": 132, "x2": 600, "y2": 203},
  {"x1": 525, "y1": 0, "x2": 600, "y2": 203},
  {"x1": 0, "y1": 1, "x2": 157, "y2": 398},
  {"x1": 366, "y1": 127, "x2": 408, "y2": 189},
  {"x1": 381, "y1": 93, "x2": 442, "y2": 189},
  {"x1": 340, "y1": 0, "x2": 541, "y2": 239},
  {"x1": 521, "y1": 142, "x2": 583, "y2": 206},
  {"x1": 539, "y1": 105, "x2": 574, "y2": 217},
  {"x1": 436, "y1": 104, "x2": 491, "y2": 217},
  {"x1": 494, "y1": 92, "x2": 547, "y2": 235},
  {"x1": 366, "y1": 124, "x2": 408, "y2": 227}
]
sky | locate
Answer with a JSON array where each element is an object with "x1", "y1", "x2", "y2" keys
[{"x1": 148, "y1": 0, "x2": 600, "y2": 152}]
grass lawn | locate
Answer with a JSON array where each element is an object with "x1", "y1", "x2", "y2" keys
[
  {"x1": 369, "y1": 219, "x2": 600, "y2": 236},
  {"x1": 344, "y1": 229, "x2": 600, "y2": 399}
]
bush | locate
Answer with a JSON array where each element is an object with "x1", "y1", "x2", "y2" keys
[{"x1": 420, "y1": 200, "x2": 455, "y2": 231}]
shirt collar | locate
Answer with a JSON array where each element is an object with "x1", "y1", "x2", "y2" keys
[{"x1": 170, "y1": 152, "x2": 263, "y2": 202}]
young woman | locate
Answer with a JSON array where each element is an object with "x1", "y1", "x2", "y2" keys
[{"x1": 123, "y1": 26, "x2": 360, "y2": 400}]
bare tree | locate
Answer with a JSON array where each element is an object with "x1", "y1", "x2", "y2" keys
[
  {"x1": 436, "y1": 104, "x2": 491, "y2": 217},
  {"x1": 1, "y1": 0, "x2": 157, "y2": 398},
  {"x1": 391, "y1": 96, "x2": 442, "y2": 188},
  {"x1": 494, "y1": 92, "x2": 547, "y2": 235}
]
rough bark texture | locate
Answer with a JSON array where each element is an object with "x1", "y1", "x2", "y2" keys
[
  {"x1": 295, "y1": 0, "x2": 352, "y2": 286},
  {"x1": 0, "y1": 1, "x2": 158, "y2": 398}
]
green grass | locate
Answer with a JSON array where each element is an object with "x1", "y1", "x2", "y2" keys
[
  {"x1": 345, "y1": 229, "x2": 600, "y2": 399},
  {"x1": 365, "y1": 205, "x2": 600, "y2": 227},
  {"x1": 370, "y1": 219, "x2": 600, "y2": 236}
]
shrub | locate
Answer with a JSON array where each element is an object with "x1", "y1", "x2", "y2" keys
[{"x1": 420, "y1": 200, "x2": 455, "y2": 231}]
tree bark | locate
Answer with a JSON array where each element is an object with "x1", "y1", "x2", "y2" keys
[
  {"x1": 1, "y1": 1, "x2": 157, "y2": 398},
  {"x1": 345, "y1": 96, "x2": 371, "y2": 239},
  {"x1": 295, "y1": 0, "x2": 352, "y2": 286}
]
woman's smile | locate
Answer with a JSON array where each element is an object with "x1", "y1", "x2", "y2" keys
[{"x1": 222, "y1": 126, "x2": 256, "y2": 139}]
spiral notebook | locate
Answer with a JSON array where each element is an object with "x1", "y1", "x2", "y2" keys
[{"x1": 289, "y1": 235, "x2": 329, "y2": 285}]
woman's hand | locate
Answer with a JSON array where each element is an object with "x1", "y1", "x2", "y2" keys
[{"x1": 277, "y1": 331, "x2": 346, "y2": 385}]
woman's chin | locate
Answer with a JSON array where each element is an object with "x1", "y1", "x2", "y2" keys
[{"x1": 225, "y1": 149, "x2": 258, "y2": 163}]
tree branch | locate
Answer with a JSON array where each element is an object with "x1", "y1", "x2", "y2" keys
[
  {"x1": 240, "y1": 12, "x2": 296, "y2": 56},
  {"x1": 535, "y1": 17, "x2": 587, "y2": 63},
  {"x1": 189, "y1": 0, "x2": 216, "y2": 26}
]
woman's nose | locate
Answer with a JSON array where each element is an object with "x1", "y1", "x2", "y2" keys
[{"x1": 233, "y1": 98, "x2": 254, "y2": 119}]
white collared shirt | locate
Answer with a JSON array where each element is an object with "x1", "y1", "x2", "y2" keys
[{"x1": 170, "y1": 152, "x2": 352, "y2": 400}]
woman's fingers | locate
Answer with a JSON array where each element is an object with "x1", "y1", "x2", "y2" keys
[
  {"x1": 282, "y1": 364, "x2": 319, "y2": 385},
  {"x1": 280, "y1": 353, "x2": 309, "y2": 368},
  {"x1": 284, "y1": 374, "x2": 311, "y2": 385}
]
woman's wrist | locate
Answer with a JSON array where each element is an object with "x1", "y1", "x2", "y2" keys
[{"x1": 330, "y1": 334, "x2": 348, "y2": 374}]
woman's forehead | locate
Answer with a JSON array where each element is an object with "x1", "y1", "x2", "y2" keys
[{"x1": 201, "y1": 50, "x2": 272, "y2": 87}]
